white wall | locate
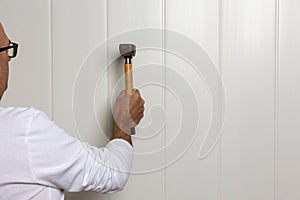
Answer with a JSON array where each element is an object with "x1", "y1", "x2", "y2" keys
[
  {"x1": 222, "y1": 0, "x2": 276, "y2": 199},
  {"x1": 278, "y1": 0, "x2": 300, "y2": 199},
  {"x1": 0, "y1": 0, "x2": 52, "y2": 117},
  {"x1": 1, "y1": 0, "x2": 300, "y2": 200},
  {"x1": 165, "y1": 1, "x2": 221, "y2": 199}
]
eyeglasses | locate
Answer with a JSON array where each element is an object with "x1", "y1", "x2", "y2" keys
[{"x1": 0, "y1": 40, "x2": 18, "y2": 58}]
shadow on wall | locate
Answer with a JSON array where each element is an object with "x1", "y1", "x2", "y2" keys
[{"x1": 65, "y1": 191, "x2": 107, "y2": 200}]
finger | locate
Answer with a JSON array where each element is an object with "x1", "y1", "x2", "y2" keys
[
  {"x1": 139, "y1": 99, "x2": 145, "y2": 107},
  {"x1": 131, "y1": 107, "x2": 143, "y2": 119},
  {"x1": 119, "y1": 90, "x2": 126, "y2": 97},
  {"x1": 132, "y1": 89, "x2": 141, "y2": 98},
  {"x1": 136, "y1": 108, "x2": 145, "y2": 119},
  {"x1": 134, "y1": 113, "x2": 144, "y2": 125},
  {"x1": 130, "y1": 96, "x2": 141, "y2": 108},
  {"x1": 116, "y1": 91, "x2": 126, "y2": 102},
  {"x1": 137, "y1": 102, "x2": 144, "y2": 110},
  {"x1": 140, "y1": 105, "x2": 145, "y2": 113},
  {"x1": 138, "y1": 108, "x2": 145, "y2": 117}
]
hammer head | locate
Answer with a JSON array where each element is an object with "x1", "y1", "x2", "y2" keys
[{"x1": 119, "y1": 44, "x2": 136, "y2": 58}]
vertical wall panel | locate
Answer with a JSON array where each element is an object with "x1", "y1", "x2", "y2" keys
[
  {"x1": 1, "y1": 0, "x2": 300, "y2": 200},
  {"x1": 165, "y1": 0, "x2": 221, "y2": 199},
  {"x1": 108, "y1": 1, "x2": 164, "y2": 200},
  {"x1": 222, "y1": 0, "x2": 276, "y2": 199},
  {"x1": 0, "y1": 0, "x2": 52, "y2": 116},
  {"x1": 278, "y1": 0, "x2": 300, "y2": 199},
  {"x1": 52, "y1": 1, "x2": 108, "y2": 200}
]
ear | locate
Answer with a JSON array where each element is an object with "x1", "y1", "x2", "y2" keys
[{"x1": 0, "y1": 22, "x2": 9, "y2": 46}]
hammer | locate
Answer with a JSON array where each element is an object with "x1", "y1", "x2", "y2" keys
[{"x1": 119, "y1": 43, "x2": 136, "y2": 135}]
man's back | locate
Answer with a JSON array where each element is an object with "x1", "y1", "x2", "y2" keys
[
  {"x1": 0, "y1": 107, "x2": 64, "y2": 199},
  {"x1": 0, "y1": 107, "x2": 133, "y2": 200}
]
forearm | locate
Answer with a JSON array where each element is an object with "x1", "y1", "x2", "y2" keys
[{"x1": 111, "y1": 122, "x2": 132, "y2": 146}]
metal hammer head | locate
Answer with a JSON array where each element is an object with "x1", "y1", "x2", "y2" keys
[{"x1": 119, "y1": 44, "x2": 136, "y2": 58}]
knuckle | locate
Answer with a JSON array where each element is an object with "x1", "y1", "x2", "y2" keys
[
  {"x1": 135, "y1": 90, "x2": 141, "y2": 98},
  {"x1": 133, "y1": 89, "x2": 139, "y2": 95}
]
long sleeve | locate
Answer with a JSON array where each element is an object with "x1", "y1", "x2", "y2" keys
[{"x1": 27, "y1": 108, "x2": 133, "y2": 193}]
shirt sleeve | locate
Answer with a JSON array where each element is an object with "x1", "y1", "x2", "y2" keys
[{"x1": 27, "y1": 108, "x2": 133, "y2": 193}]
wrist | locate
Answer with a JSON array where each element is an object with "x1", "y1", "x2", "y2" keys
[{"x1": 111, "y1": 123, "x2": 133, "y2": 146}]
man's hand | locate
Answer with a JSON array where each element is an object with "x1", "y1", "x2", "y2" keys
[{"x1": 111, "y1": 89, "x2": 145, "y2": 145}]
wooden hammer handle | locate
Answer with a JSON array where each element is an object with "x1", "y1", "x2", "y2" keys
[
  {"x1": 124, "y1": 63, "x2": 136, "y2": 135},
  {"x1": 124, "y1": 63, "x2": 133, "y2": 95}
]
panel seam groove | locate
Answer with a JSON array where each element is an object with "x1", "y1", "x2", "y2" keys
[
  {"x1": 106, "y1": 0, "x2": 110, "y2": 200},
  {"x1": 162, "y1": 0, "x2": 166, "y2": 199},
  {"x1": 218, "y1": 0, "x2": 223, "y2": 199},
  {"x1": 274, "y1": 0, "x2": 280, "y2": 199},
  {"x1": 49, "y1": 0, "x2": 54, "y2": 120}
]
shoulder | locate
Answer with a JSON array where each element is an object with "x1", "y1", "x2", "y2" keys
[
  {"x1": 0, "y1": 107, "x2": 51, "y2": 138},
  {"x1": 0, "y1": 107, "x2": 49, "y2": 122}
]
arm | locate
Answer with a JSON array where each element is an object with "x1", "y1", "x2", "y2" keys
[
  {"x1": 28, "y1": 90, "x2": 144, "y2": 193},
  {"x1": 28, "y1": 110, "x2": 133, "y2": 193}
]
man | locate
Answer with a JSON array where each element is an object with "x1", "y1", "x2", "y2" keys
[{"x1": 0, "y1": 22, "x2": 144, "y2": 199}]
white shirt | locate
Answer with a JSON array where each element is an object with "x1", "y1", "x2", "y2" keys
[{"x1": 0, "y1": 107, "x2": 133, "y2": 200}]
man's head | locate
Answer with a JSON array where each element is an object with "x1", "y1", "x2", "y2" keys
[{"x1": 0, "y1": 23, "x2": 11, "y2": 101}]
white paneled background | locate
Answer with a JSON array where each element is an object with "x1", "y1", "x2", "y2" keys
[{"x1": 0, "y1": 0, "x2": 300, "y2": 200}]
